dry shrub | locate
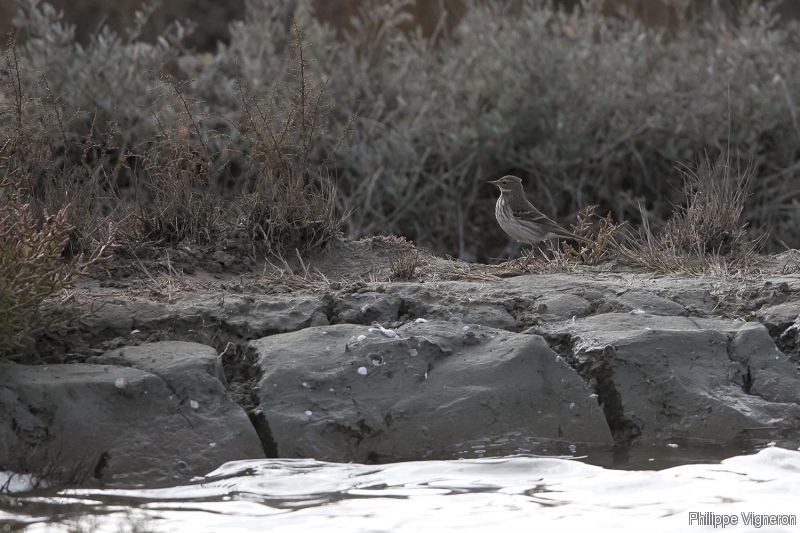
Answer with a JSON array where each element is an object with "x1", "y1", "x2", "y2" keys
[
  {"x1": 0, "y1": 4, "x2": 187, "y2": 252},
  {"x1": 1, "y1": 5, "x2": 345, "y2": 256},
  {"x1": 622, "y1": 155, "x2": 762, "y2": 274},
  {"x1": 510, "y1": 205, "x2": 623, "y2": 271},
  {"x1": 121, "y1": 26, "x2": 346, "y2": 253},
  {"x1": 234, "y1": 25, "x2": 347, "y2": 254},
  {"x1": 561, "y1": 205, "x2": 625, "y2": 266},
  {"x1": 664, "y1": 156, "x2": 753, "y2": 256},
  {"x1": 390, "y1": 249, "x2": 422, "y2": 280},
  {"x1": 1, "y1": 35, "x2": 119, "y2": 255},
  {"x1": 131, "y1": 75, "x2": 228, "y2": 245},
  {"x1": 0, "y1": 187, "x2": 112, "y2": 359}
]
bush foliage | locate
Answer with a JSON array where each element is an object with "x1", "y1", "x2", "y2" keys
[
  {"x1": 0, "y1": 187, "x2": 111, "y2": 359},
  {"x1": 2, "y1": 0, "x2": 800, "y2": 262}
]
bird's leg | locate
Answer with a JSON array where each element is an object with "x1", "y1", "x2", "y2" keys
[{"x1": 522, "y1": 246, "x2": 536, "y2": 267}]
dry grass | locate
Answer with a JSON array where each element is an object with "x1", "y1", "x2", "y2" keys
[
  {"x1": 621, "y1": 155, "x2": 763, "y2": 275},
  {"x1": 130, "y1": 75, "x2": 228, "y2": 245},
  {"x1": 260, "y1": 251, "x2": 333, "y2": 292},
  {"x1": 123, "y1": 249, "x2": 222, "y2": 301},
  {"x1": 781, "y1": 250, "x2": 800, "y2": 275},
  {"x1": 562, "y1": 205, "x2": 626, "y2": 266},
  {"x1": 433, "y1": 259, "x2": 505, "y2": 282},
  {"x1": 1, "y1": 35, "x2": 120, "y2": 256},
  {"x1": 234, "y1": 24, "x2": 350, "y2": 255},
  {"x1": 389, "y1": 249, "x2": 422, "y2": 280}
]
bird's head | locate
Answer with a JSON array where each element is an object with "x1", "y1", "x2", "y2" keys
[{"x1": 488, "y1": 175, "x2": 524, "y2": 195}]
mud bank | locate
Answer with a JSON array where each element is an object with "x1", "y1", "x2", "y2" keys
[{"x1": 3, "y1": 240, "x2": 800, "y2": 487}]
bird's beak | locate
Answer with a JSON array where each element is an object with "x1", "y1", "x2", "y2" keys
[{"x1": 487, "y1": 180, "x2": 499, "y2": 186}]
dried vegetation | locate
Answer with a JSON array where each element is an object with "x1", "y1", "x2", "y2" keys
[{"x1": 621, "y1": 155, "x2": 762, "y2": 275}]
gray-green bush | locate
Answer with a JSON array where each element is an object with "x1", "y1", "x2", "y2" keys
[
  {"x1": 2, "y1": 1, "x2": 344, "y2": 255},
  {"x1": 224, "y1": 0, "x2": 800, "y2": 260},
  {"x1": 3, "y1": 0, "x2": 800, "y2": 262}
]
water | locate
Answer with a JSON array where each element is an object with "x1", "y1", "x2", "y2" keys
[{"x1": 3, "y1": 447, "x2": 800, "y2": 532}]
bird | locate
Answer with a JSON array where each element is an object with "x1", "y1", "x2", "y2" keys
[{"x1": 488, "y1": 175, "x2": 584, "y2": 265}]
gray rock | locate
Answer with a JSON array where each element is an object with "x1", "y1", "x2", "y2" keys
[
  {"x1": 384, "y1": 285, "x2": 518, "y2": 331},
  {"x1": 309, "y1": 311, "x2": 330, "y2": 327},
  {"x1": 249, "y1": 321, "x2": 612, "y2": 462},
  {"x1": 0, "y1": 342, "x2": 264, "y2": 486},
  {"x1": 334, "y1": 292, "x2": 401, "y2": 325},
  {"x1": 669, "y1": 289, "x2": 718, "y2": 315},
  {"x1": 615, "y1": 291, "x2": 687, "y2": 316},
  {"x1": 134, "y1": 294, "x2": 331, "y2": 341},
  {"x1": 557, "y1": 314, "x2": 800, "y2": 446},
  {"x1": 756, "y1": 299, "x2": 800, "y2": 356},
  {"x1": 450, "y1": 300, "x2": 518, "y2": 330},
  {"x1": 757, "y1": 301, "x2": 800, "y2": 335},
  {"x1": 535, "y1": 293, "x2": 592, "y2": 320},
  {"x1": 729, "y1": 326, "x2": 800, "y2": 404},
  {"x1": 86, "y1": 303, "x2": 134, "y2": 336},
  {"x1": 20, "y1": 266, "x2": 800, "y2": 473}
]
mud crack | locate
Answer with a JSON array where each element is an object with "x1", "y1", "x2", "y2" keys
[{"x1": 543, "y1": 333, "x2": 640, "y2": 447}]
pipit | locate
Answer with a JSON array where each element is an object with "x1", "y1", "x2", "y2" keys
[{"x1": 489, "y1": 175, "x2": 583, "y2": 265}]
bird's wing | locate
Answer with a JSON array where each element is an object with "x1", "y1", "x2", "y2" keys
[
  {"x1": 512, "y1": 206, "x2": 583, "y2": 240},
  {"x1": 512, "y1": 206, "x2": 561, "y2": 230},
  {"x1": 511, "y1": 205, "x2": 553, "y2": 224}
]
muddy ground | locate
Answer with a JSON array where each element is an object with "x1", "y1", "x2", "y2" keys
[{"x1": 3, "y1": 237, "x2": 800, "y2": 487}]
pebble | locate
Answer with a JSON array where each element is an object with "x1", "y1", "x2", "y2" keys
[
  {"x1": 357, "y1": 367, "x2": 368, "y2": 376},
  {"x1": 189, "y1": 400, "x2": 199, "y2": 410},
  {"x1": 114, "y1": 378, "x2": 128, "y2": 390}
]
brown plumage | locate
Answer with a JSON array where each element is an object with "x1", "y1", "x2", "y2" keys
[{"x1": 488, "y1": 175, "x2": 582, "y2": 263}]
